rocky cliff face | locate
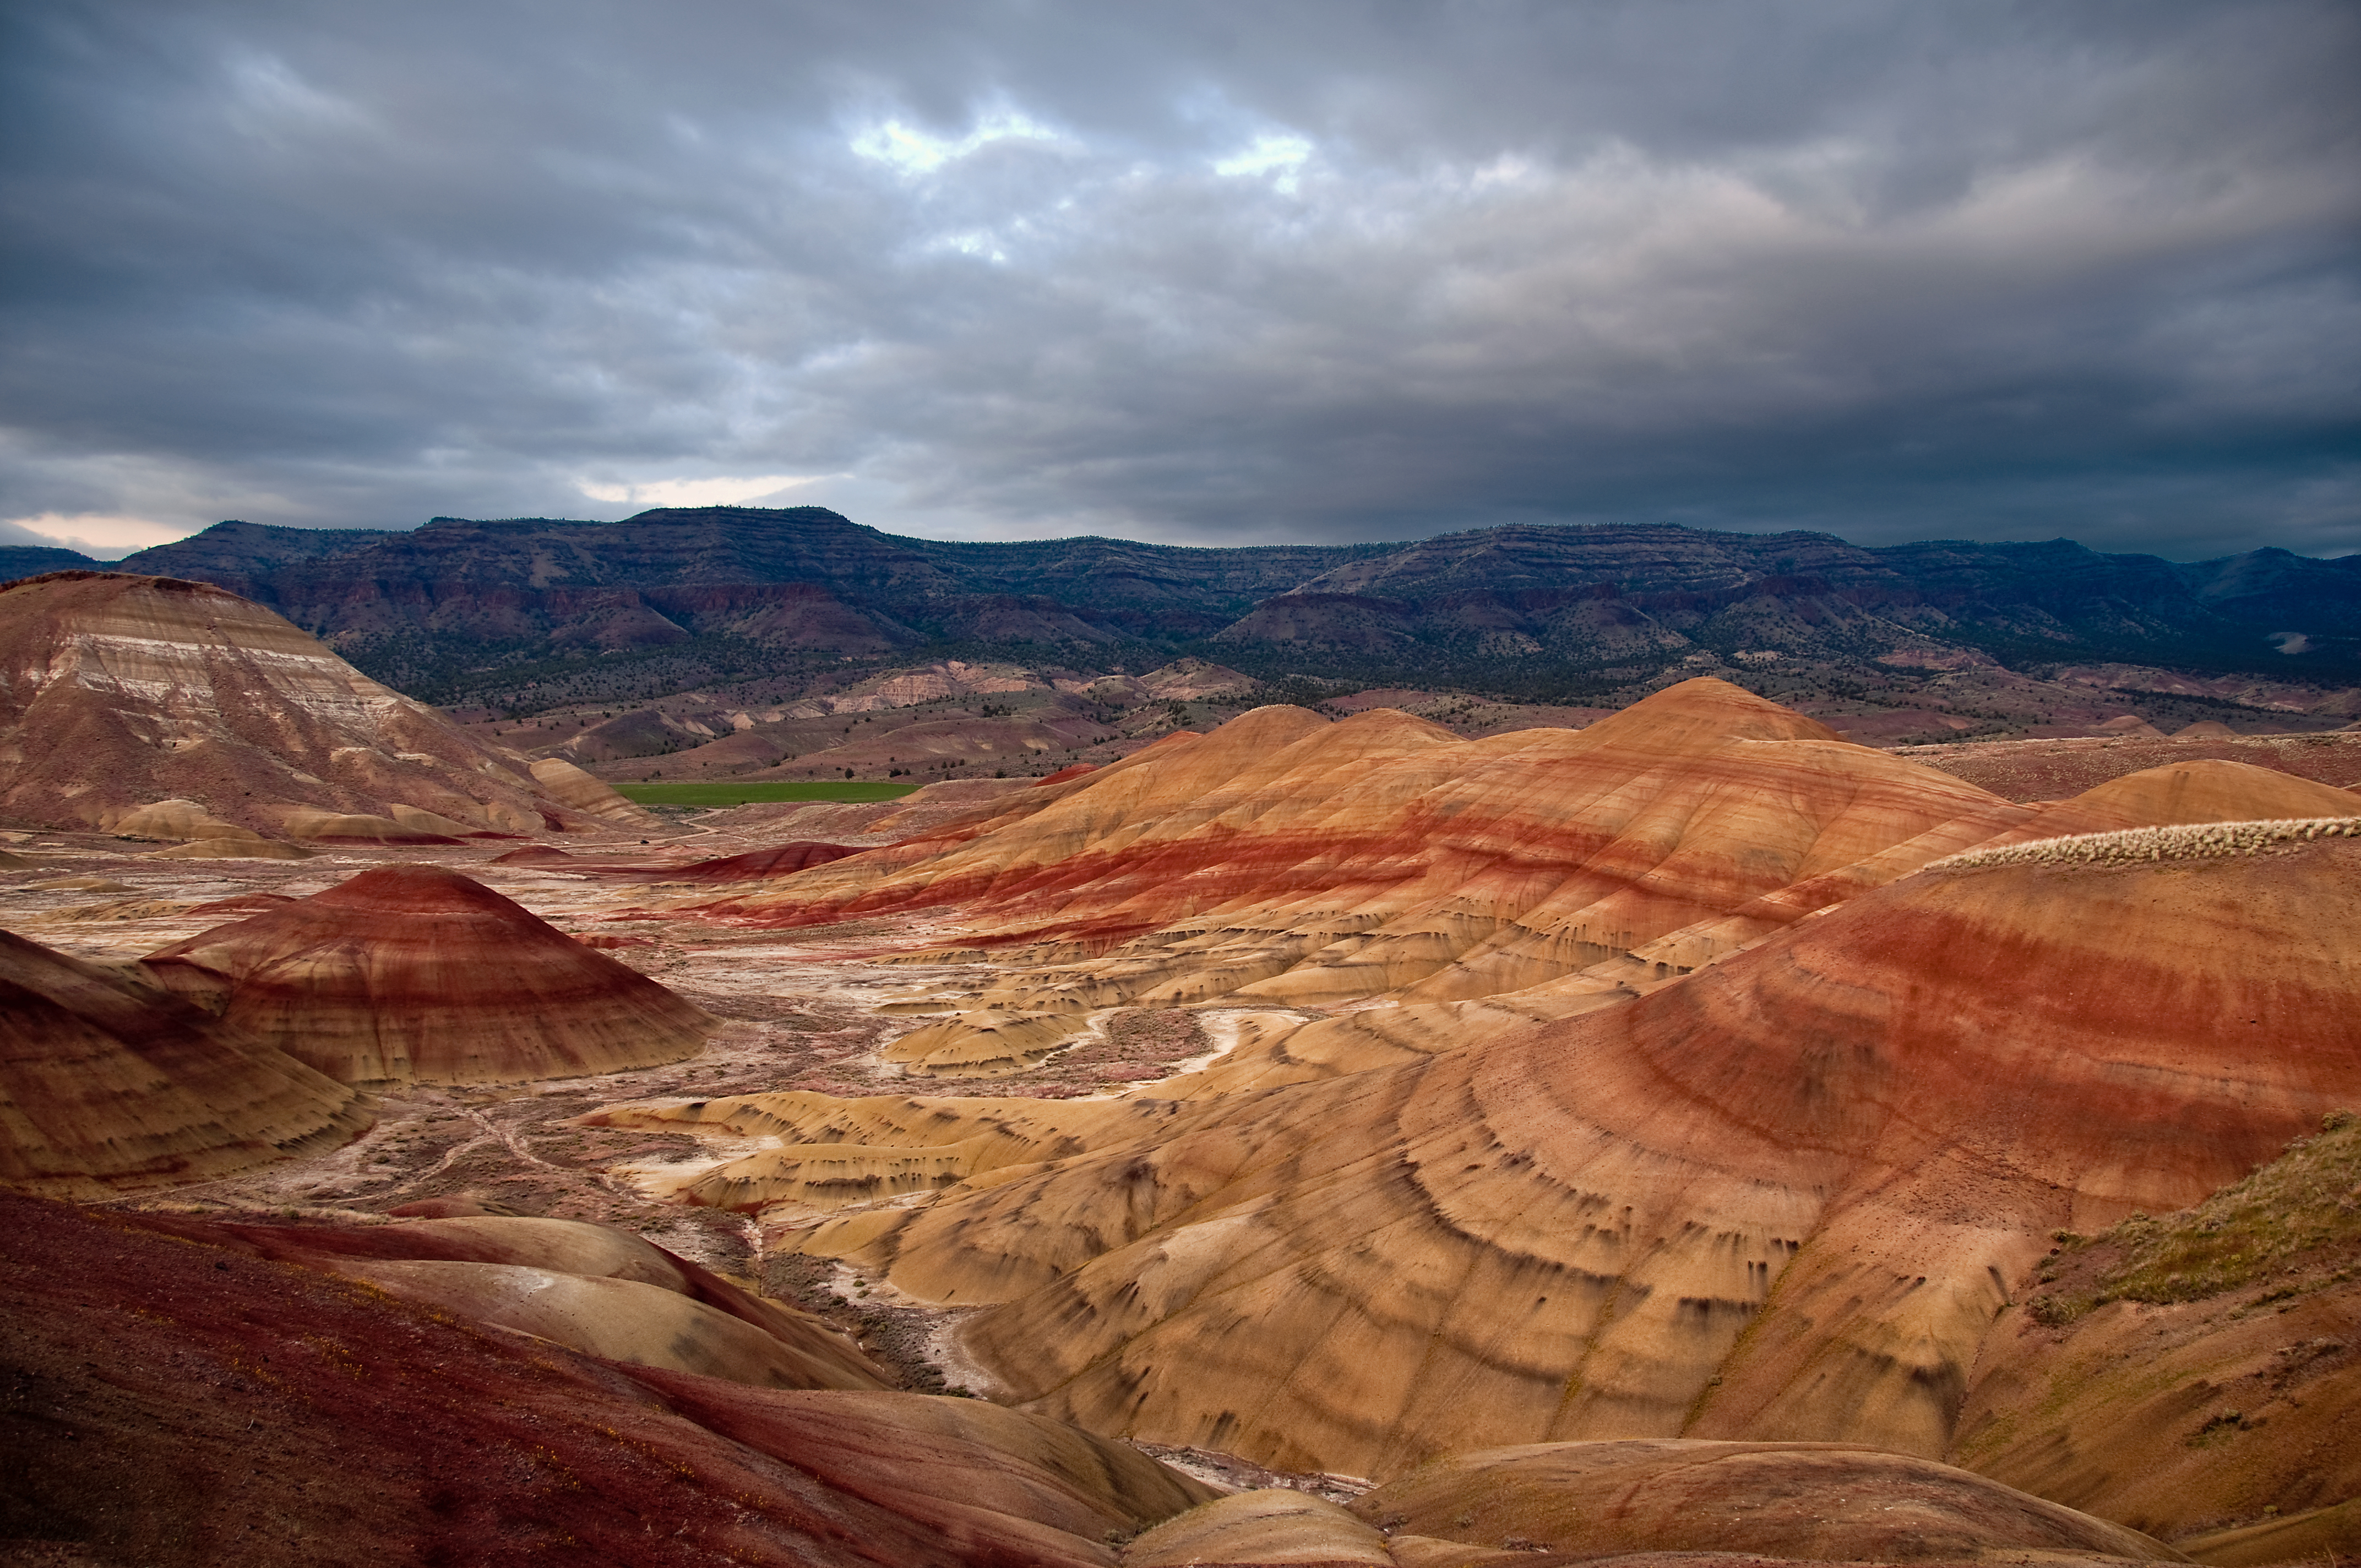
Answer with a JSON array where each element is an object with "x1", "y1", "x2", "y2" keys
[{"x1": 32, "y1": 507, "x2": 2357, "y2": 707}]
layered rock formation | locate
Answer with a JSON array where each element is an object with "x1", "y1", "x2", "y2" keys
[
  {"x1": 695, "y1": 680, "x2": 2016, "y2": 1015},
  {"x1": 0, "y1": 570, "x2": 644, "y2": 837},
  {"x1": 143, "y1": 864, "x2": 711, "y2": 1084},
  {"x1": 638, "y1": 826, "x2": 2359, "y2": 1484},
  {"x1": 0, "y1": 928, "x2": 368, "y2": 1196}
]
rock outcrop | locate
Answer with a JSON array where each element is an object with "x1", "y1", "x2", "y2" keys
[
  {"x1": 0, "y1": 928, "x2": 368, "y2": 1196},
  {"x1": 143, "y1": 864, "x2": 711, "y2": 1085}
]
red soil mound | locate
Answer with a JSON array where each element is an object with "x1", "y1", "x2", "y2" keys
[
  {"x1": 0, "y1": 1193, "x2": 1214, "y2": 1567},
  {"x1": 0, "y1": 928, "x2": 368, "y2": 1197},
  {"x1": 142, "y1": 864, "x2": 712, "y2": 1084}
]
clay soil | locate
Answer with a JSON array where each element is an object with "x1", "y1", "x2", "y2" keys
[{"x1": 1, "y1": 819, "x2": 1230, "y2": 1398}]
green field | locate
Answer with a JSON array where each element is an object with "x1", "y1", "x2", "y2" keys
[{"x1": 611, "y1": 780, "x2": 922, "y2": 808}]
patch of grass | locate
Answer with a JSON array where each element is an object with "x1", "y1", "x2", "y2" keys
[
  {"x1": 611, "y1": 780, "x2": 920, "y2": 807},
  {"x1": 2095, "y1": 1110, "x2": 2361, "y2": 1307}
]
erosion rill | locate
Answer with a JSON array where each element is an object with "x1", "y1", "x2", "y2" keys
[{"x1": 6, "y1": 656, "x2": 2358, "y2": 1566}]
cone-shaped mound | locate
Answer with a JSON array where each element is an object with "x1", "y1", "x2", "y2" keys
[
  {"x1": 0, "y1": 571, "x2": 611, "y2": 836},
  {"x1": 142, "y1": 864, "x2": 712, "y2": 1085},
  {"x1": 769, "y1": 836, "x2": 2360, "y2": 1480},
  {"x1": 1558, "y1": 672, "x2": 1847, "y2": 752},
  {"x1": 0, "y1": 928, "x2": 367, "y2": 1197}
]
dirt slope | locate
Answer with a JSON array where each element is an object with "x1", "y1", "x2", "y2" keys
[{"x1": 0, "y1": 571, "x2": 643, "y2": 838}]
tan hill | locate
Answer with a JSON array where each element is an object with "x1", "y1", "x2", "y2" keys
[
  {"x1": 143, "y1": 864, "x2": 712, "y2": 1085},
  {"x1": 0, "y1": 927, "x2": 368, "y2": 1197},
  {"x1": 0, "y1": 570, "x2": 654, "y2": 838},
  {"x1": 198, "y1": 1210, "x2": 893, "y2": 1395},
  {"x1": 1954, "y1": 1111, "x2": 2361, "y2": 1547},
  {"x1": 611, "y1": 823, "x2": 2359, "y2": 1489},
  {"x1": 688, "y1": 680, "x2": 2012, "y2": 1013},
  {"x1": 1896, "y1": 726, "x2": 2361, "y2": 803},
  {"x1": 1350, "y1": 1440, "x2": 2180, "y2": 1562}
]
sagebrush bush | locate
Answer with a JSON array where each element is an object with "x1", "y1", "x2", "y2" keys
[{"x1": 1929, "y1": 816, "x2": 2361, "y2": 874}]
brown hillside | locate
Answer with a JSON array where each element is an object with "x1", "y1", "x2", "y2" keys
[
  {"x1": 0, "y1": 1192, "x2": 1214, "y2": 1567},
  {"x1": 0, "y1": 571, "x2": 650, "y2": 837},
  {"x1": 0, "y1": 927, "x2": 368, "y2": 1197},
  {"x1": 1952, "y1": 1113, "x2": 2361, "y2": 1543}
]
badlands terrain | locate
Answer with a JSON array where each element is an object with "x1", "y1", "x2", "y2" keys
[{"x1": 2, "y1": 566, "x2": 2359, "y2": 1567}]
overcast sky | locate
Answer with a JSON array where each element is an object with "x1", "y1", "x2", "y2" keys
[{"x1": 3, "y1": 2, "x2": 2356, "y2": 560}]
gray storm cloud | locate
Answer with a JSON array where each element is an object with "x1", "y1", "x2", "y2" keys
[{"x1": 1, "y1": 0, "x2": 2355, "y2": 557}]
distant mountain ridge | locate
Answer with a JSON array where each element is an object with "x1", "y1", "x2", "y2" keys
[{"x1": 17, "y1": 508, "x2": 2355, "y2": 705}]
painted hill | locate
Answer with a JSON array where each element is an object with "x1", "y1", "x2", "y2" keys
[
  {"x1": 2, "y1": 1191, "x2": 1217, "y2": 1567},
  {"x1": 650, "y1": 689, "x2": 2361, "y2": 1087},
  {"x1": 0, "y1": 927, "x2": 368, "y2": 1197},
  {"x1": 0, "y1": 570, "x2": 656, "y2": 839},
  {"x1": 143, "y1": 864, "x2": 712, "y2": 1085},
  {"x1": 675, "y1": 680, "x2": 2020, "y2": 1064},
  {"x1": 720, "y1": 827, "x2": 2360, "y2": 1489}
]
